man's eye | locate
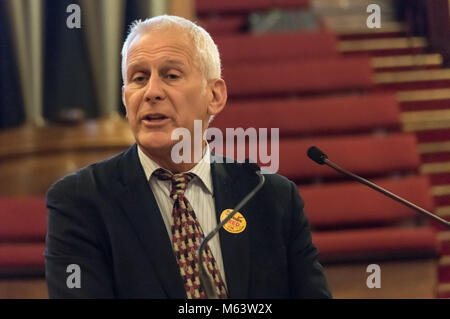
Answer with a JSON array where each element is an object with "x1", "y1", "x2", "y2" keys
[
  {"x1": 133, "y1": 76, "x2": 147, "y2": 83},
  {"x1": 167, "y1": 73, "x2": 180, "y2": 80}
]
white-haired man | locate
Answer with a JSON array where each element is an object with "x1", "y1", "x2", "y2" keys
[{"x1": 45, "y1": 15, "x2": 331, "y2": 299}]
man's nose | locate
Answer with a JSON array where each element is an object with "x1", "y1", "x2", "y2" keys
[{"x1": 144, "y1": 74, "x2": 166, "y2": 103}]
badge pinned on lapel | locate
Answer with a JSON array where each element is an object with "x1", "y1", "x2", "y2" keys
[{"x1": 220, "y1": 209, "x2": 247, "y2": 234}]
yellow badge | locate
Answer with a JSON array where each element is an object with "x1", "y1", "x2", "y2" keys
[{"x1": 220, "y1": 209, "x2": 247, "y2": 234}]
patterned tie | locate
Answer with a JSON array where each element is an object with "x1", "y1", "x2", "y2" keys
[{"x1": 153, "y1": 168, "x2": 228, "y2": 299}]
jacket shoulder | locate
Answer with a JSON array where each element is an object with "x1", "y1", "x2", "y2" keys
[
  {"x1": 213, "y1": 157, "x2": 297, "y2": 199},
  {"x1": 46, "y1": 147, "x2": 131, "y2": 201}
]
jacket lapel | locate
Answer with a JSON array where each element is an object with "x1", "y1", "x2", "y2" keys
[
  {"x1": 112, "y1": 144, "x2": 186, "y2": 298},
  {"x1": 111, "y1": 146, "x2": 255, "y2": 298},
  {"x1": 211, "y1": 156, "x2": 252, "y2": 298}
]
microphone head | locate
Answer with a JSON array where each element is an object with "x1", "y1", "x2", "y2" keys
[{"x1": 307, "y1": 146, "x2": 328, "y2": 165}]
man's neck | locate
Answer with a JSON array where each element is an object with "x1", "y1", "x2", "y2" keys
[{"x1": 139, "y1": 141, "x2": 207, "y2": 174}]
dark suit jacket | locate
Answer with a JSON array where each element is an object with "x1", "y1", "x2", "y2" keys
[{"x1": 45, "y1": 144, "x2": 331, "y2": 298}]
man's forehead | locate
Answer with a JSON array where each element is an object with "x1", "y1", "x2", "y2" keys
[
  {"x1": 127, "y1": 30, "x2": 194, "y2": 63},
  {"x1": 128, "y1": 28, "x2": 192, "y2": 54}
]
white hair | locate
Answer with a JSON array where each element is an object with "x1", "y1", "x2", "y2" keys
[{"x1": 121, "y1": 15, "x2": 221, "y2": 85}]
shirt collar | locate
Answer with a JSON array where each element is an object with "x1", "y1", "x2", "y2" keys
[{"x1": 137, "y1": 144, "x2": 214, "y2": 195}]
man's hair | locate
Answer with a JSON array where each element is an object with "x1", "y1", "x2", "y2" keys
[{"x1": 121, "y1": 15, "x2": 222, "y2": 85}]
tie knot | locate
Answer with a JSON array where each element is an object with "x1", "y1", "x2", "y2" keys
[{"x1": 153, "y1": 168, "x2": 195, "y2": 200}]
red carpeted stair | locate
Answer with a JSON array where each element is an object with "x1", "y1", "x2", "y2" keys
[{"x1": 199, "y1": 0, "x2": 442, "y2": 277}]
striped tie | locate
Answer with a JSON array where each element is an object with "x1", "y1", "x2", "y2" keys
[{"x1": 153, "y1": 168, "x2": 228, "y2": 299}]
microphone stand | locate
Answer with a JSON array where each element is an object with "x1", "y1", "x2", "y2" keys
[
  {"x1": 197, "y1": 168, "x2": 265, "y2": 299},
  {"x1": 307, "y1": 146, "x2": 450, "y2": 227}
]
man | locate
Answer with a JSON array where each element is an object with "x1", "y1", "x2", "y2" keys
[{"x1": 45, "y1": 15, "x2": 331, "y2": 298}]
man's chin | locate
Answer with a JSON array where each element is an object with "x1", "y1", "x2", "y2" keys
[{"x1": 137, "y1": 136, "x2": 177, "y2": 157}]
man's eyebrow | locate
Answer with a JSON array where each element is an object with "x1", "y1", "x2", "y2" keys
[
  {"x1": 127, "y1": 62, "x2": 147, "y2": 75},
  {"x1": 127, "y1": 59, "x2": 187, "y2": 73},
  {"x1": 162, "y1": 59, "x2": 187, "y2": 67}
]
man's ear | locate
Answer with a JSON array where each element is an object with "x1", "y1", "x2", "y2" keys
[{"x1": 207, "y1": 78, "x2": 227, "y2": 116}]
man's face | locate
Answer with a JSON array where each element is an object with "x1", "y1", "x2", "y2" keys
[{"x1": 122, "y1": 28, "x2": 212, "y2": 158}]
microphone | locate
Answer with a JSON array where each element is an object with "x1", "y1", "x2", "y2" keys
[
  {"x1": 307, "y1": 146, "x2": 450, "y2": 227},
  {"x1": 198, "y1": 160, "x2": 265, "y2": 299}
]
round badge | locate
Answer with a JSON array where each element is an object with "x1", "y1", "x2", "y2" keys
[{"x1": 220, "y1": 209, "x2": 247, "y2": 234}]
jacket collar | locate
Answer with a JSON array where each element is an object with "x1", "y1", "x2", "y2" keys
[
  {"x1": 210, "y1": 154, "x2": 252, "y2": 298},
  {"x1": 113, "y1": 144, "x2": 186, "y2": 298}
]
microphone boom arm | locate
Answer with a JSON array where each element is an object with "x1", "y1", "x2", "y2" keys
[
  {"x1": 323, "y1": 156, "x2": 450, "y2": 227},
  {"x1": 198, "y1": 170, "x2": 266, "y2": 299}
]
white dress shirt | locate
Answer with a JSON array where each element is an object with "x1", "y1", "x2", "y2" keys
[{"x1": 137, "y1": 144, "x2": 227, "y2": 286}]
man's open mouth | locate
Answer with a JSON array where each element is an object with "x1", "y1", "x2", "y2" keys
[{"x1": 142, "y1": 114, "x2": 168, "y2": 122}]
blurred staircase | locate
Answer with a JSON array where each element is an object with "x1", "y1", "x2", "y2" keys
[
  {"x1": 313, "y1": 0, "x2": 450, "y2": 298},
  {"x1": 196, "y1": 0, "x2": 450, "y2": 297},
  {"x1": 1, "y1": 0, "x2": 449, "y2": 299}
]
